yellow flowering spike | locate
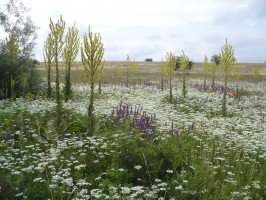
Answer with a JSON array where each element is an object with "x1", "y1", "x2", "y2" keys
[
  {"x1": 81, "y1": 27, "x2": 104, "y2": 84},
  {"x1": 179, "y1": 51, "x2": 190, "y2": 71},
  {"x1": 63, "y1": 22, "x2": 79, "y2": 66}
]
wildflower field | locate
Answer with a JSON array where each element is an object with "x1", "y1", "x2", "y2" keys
[{"x1": 0, "y1": 62, "x2": 265, "y2": 200}]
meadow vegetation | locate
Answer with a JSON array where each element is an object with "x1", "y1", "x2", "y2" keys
[{"x1": 0, "y1": 3, "x2": 266, "y2": 199}]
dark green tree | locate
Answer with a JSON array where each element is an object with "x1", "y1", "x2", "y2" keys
[
  {"x1": 175, "y1": 56, "x2": 194, "y2": 70},
  {"x1": 0, "y1": 0, "x2": 40, "y2": 99},
  {"x1": 211, "y1": 54, "x2": 220, "y2": 66}
]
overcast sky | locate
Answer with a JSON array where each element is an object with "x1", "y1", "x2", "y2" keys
[{"x1": 1, "y1": 0, "x2": 266, "y2": 62}]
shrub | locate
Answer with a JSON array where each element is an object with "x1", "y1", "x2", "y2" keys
[{"x1": 175, "y1": 56, "x2": 194, "y2": 70}]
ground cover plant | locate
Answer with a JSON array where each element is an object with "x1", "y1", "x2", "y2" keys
[{"x1": 0, "y1": 73, "x2": 266, "y2": 199}]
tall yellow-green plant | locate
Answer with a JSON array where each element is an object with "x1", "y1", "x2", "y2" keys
[
  {"x1": 210, "y1": 60, "x2": 217, "y2": 91},
  {"x1": 165, "y1": 51, "x2": 176, "y2": 103},
  {"x1": 81, "y1": 27, "x2": 104, "y2": 136},
  {"x1": 179, "y1": 51, "x2": 190, "y2": 98},
  {"x1": 62, "y1": 22, "x2": 79, "y2": 101},
  {"x1": 6, "y1": 34, "x2": 19, "y2": 100},
  {"x1": 43, "y1": 33, "x2": 54, "y2": 99},
  {"x1": 49, "y1": 15, "x2": 66, "y2": 129},
  {"x1": 253, "y1": 68, "x2": 260, "y2": 80},
  {"x1": 125, "y1": 55, "x2": 130, "y2": 87},
  {"x1": 220, "y1": 39, "x2": 236, "y2": 117},
  {"x1": 203, "y1": 55, "x2": 209, "y2": 91}
]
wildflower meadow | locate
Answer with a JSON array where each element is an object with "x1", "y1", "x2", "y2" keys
[
  {"x1": 0, "y1": 7, "x2": 265, "y2": 200},
  {"x1": 0, "y1": 71, "x2": 266, "y2": 199}
]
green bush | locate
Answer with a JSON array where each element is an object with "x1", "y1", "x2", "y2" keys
[
  {"x1": 0, "y1": 49, "x2": 42, "y2": 99},
  {"x1": 175, "y1": 56, "x2": 194, "y2": 70}
]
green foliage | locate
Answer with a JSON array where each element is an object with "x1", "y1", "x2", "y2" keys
[
  {"x1": 0, "y1": 78, "x2": 265, "y2": 199},
  {"x1": 0, "y1": 0, "x2": 38, "y2": 58},
  {"x1": 48, "y1": 15, "x2": 66, "y2": 131},
  {"x1": 220, "y1": 39, "x2": 236, "y2": 117},
  {"x1": 175, "y1": 56, "x2": 194, "y2": 70},
  {"x1": 81, "y1": 27, "x2": 104, "y2": 136},
  {"x1": 1, "y1": 109, "x2": 264, "y2": 199},
  {"x1": 211, "y1": 54, "x2": 220, "y2": 66},
  {"x1": 0, "y1": 34, "x2": 40, "y2": 100},
  {"x1": 0, "y1": 0, "x2": 40, "y2": 100},
  {"x1": 165, "y1": 51, "x2": 176, "y2": 103},
  {"x1": 62, "y1": 22, "x2": 79, "y2": 101}
]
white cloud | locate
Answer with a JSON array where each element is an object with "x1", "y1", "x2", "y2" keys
[{"x1": 1, "y1": 0, "x2": 266, "y2": 62}]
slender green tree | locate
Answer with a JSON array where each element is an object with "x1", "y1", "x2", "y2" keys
[
  {"x1": 43, "y1": 33, "x2": 54, "y2": 99},
  {"x1": 210, "y1": 60, "x2": 217, "y2": 91},
  {"x1": 62, "y1": 22, "x2": 79, "y2": 101},
  {"x1": 220, "y1": 39, "x2": 236, "y2": 117},
  {"x1": 203, "y1": 55, "x2": 208, "y2": 91},
  {"x1": 81, "y1": 27, "x2": 104, "y2": 136},
  {"x1": 179, "y1": 51, "x2": 190, "y2": 98},
  {"x1": 165, "y1": 51, "x2": 176, "y2": 103},
  {"x1": 49, "y1": 15, "x2": 66, "y2": 129}
]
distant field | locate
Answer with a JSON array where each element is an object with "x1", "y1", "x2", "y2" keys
[{"x1": 37, "y1": 61, "x2": 266, "y2": 84}]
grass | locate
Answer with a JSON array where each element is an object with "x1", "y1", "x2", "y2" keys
[
  {"x1": 37, "y1": 61, "x2": 266, "y2": 84},
  {"x1": 0, "y1": 61, "x2": 266, "y2": 199}
]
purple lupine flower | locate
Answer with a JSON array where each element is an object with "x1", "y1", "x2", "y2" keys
[{"x1": 110, "y1": 102, "x2": 156, "y2": 139}]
